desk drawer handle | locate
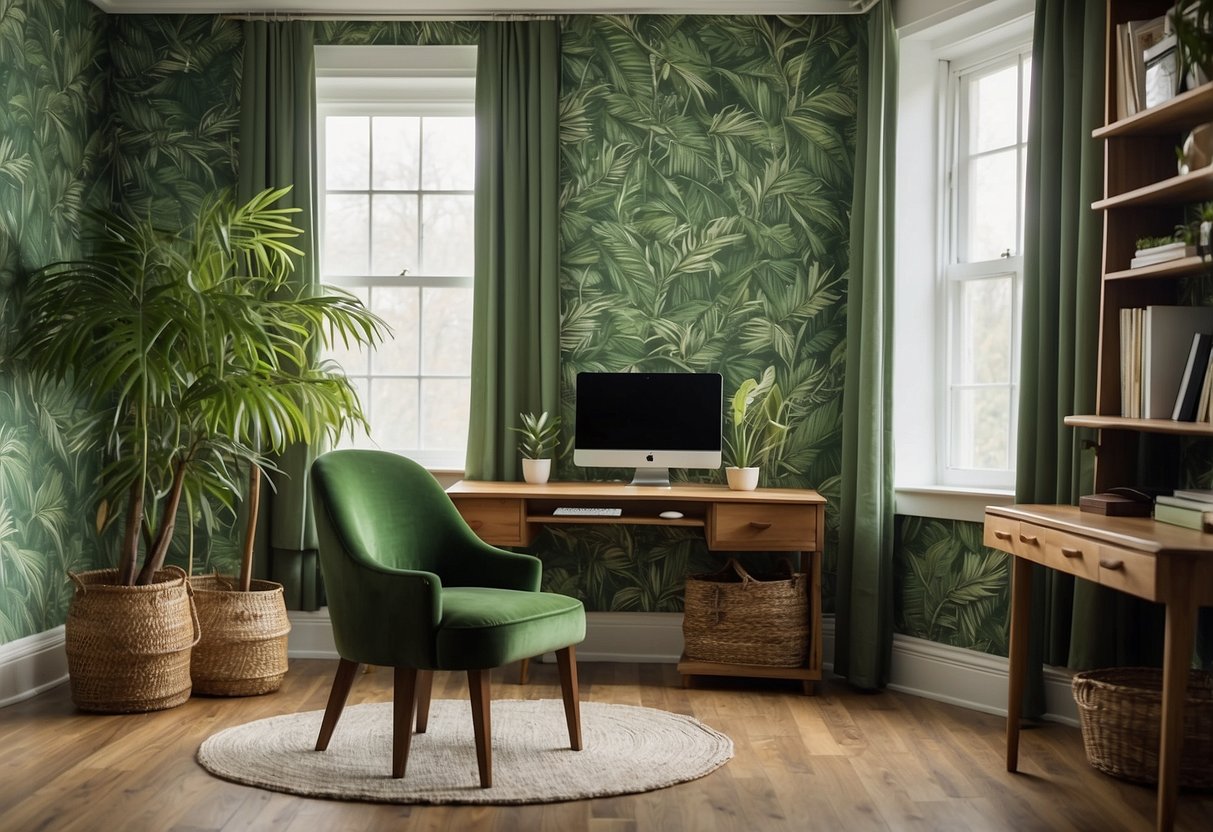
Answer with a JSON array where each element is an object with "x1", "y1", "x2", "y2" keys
[
  {"x1": 1099, "y1": 557, "x2": 1124, "y2": 571},
  {"x1": 749, "y1": 522, "x2": 773, "y2": 531},
  {"x1": 993, "y1": 530, "x2": 1013, "y2": 541},
  {"x1": 1060, "y1": 547, "x2": 1083, "y2": 558},
  {"x1": 469, "y1": 520, "x2": 484, "y2": 531},
  {"x1": 1018, "y1": 533, "x2": 1039, "y2": 545}
]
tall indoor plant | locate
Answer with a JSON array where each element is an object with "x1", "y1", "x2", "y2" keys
[{"x1": 14, "y1": 187, "x2": 386, "y2": 708}]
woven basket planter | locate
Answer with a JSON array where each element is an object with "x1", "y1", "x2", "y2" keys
[
  {"x1": 65, "y1": 566, "x2": 198, "y2": 713},
  {"x1": 190, "y1": 575, "x2": 291, "y2": 697},
  {"x1": 683, "y1": 558, "x2": 808, "y2": 667},
  {"x1": 1073, "y1": 667, "x2": 1213, "y2": 788}
]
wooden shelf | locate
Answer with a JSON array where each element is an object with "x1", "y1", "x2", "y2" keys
[
  {"x1": 1105, "y1": 256, "x2": 1212, "y2": 281},
  {"x1": 1094, "y1": 81, "x2": 1213, "y2": 139},
  {"x1": 1093, "y1": 166, "x2": 1213, "y2": 211},
  {"x1": 1064, "y1": 414, "x2": 1213, "y2": 436}
]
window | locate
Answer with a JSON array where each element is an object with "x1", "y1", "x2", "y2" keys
[
  {"x1": 893, "y1": 1, "x2": 1034, "y2": 520},
  {"x1": 316, "y1": 46, "x2": 476, "y2": 470},
  {"x1": 940, "y1": 47, "x2": 1031, "y2": 488}
]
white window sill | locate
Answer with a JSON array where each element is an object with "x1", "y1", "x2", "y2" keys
[{"x1": 895, "y1": 485, "x2": 1015, "y2": 524}]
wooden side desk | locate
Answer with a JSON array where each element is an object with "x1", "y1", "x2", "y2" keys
[
  {"x1": 446, "y1": 480, "x2": 827, "y2": 693},
  {"x1": 984, "y1": 504, "x2": 1213, "y2": 832}
]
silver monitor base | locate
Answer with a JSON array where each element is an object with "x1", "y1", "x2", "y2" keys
[{"x1": 629, "y1": 468, "x2": 672, "y2": 487}]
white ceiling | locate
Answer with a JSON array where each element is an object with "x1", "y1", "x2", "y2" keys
[{"x1": 88, "y1": 1, "x2": 870, "y2": 15}]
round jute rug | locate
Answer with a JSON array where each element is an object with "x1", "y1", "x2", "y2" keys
[{"x1": 197, "y1": 699, "x2": 732, "y2": 804}]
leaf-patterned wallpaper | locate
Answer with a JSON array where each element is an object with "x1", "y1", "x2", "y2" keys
[{"x1": 1, "y1": 5, "x2": 1019, "y2": 658}]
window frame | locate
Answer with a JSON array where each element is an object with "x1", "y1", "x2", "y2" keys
[{"x1": 315, "y1": 46, "x2": 477, "y2": 471}]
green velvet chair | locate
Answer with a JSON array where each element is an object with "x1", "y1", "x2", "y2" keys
[{"x1": 309, "y1": 449, "x2": 586, "y2": 787}]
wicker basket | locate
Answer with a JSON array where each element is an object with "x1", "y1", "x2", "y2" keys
[
  {"x1": 682, "y1": 558, "x2": 808, "y2": 667},
  {"x1": 1072, "y1": 667, "x2": 1213, "y2": 788},
  {"x1": 64, "y1": 567, "x2": 199, "y2": 713},
  {"x1": 190, "y1": 575, "x2": 291, "y2": 697}
]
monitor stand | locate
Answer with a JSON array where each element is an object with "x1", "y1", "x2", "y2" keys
[{"x1": 629, "y1": 468, "x2": 671, "y2": 487}]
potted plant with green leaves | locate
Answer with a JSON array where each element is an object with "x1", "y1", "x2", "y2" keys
[
  {"x1": 1172, "y1": 0, "x2": 1213, "y2": 89},
  {"x1": 512, "y1": 411, "x2": 561, "y2": 484},
  {"x1": 724, "y1": 367, "x2": 789, "y2": 491},
  {"x1": 13, "y1": 187, "x2": 386, "y2": 710}
]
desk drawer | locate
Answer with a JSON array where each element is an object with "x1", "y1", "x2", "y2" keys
[
  {"x1": 454, "y1": 498, "x2": 527, "y2": 547},
  {"x1": 1097, "y1": 545, "x2": 1159, "y2": 601},
  {"x1": 1042, "y1": 529, "x2": 1100, "y2": 581},
  {"x1": 983, "y1": 516, "x2": 1019, "y2": 554},
  {"x1": 1011, "y1": 523, "x2": 1048, "y2": 566},
  {"x1": 708, "y1": 504, "x2": 816, "y2": 551}
]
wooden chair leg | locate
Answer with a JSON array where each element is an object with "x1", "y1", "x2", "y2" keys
[
  {"x1": 555, "y1": 645, "x2": 583, "y2": 751},
  {"x1": 468, "y1": 669, "x2": 493, "y2": 788},
  {"x1": 415, "y1": 670, "x2": 434, "y2": 734},
  {"x1": 315, "y1": 658, "x2": 360, "y2": 751},
  {"x1": 518, "y1": 657, "x2": 530, "y2": 685},
  {"x1": 393, "y1": 667, "x2": 419, "y2": 779}
]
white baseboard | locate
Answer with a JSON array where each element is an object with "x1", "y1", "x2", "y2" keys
[
  {"x1": 0, "y1": 626, "x2": 69, "y2": 708},
  {"x1": 286, "y1": 609, "x2": 1075, "y2": 725}
]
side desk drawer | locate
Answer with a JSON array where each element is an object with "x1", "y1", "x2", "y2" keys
[
  {"x1": 708, "y1": 504, "x2": 816, "y2": 551},
  {"x1": 1042, "y1": 529, "x2": 1100, "y2": 581},
  {"x1": 983, "y1": 516, "x2": 1019, "y2": 554},
  {"x1": 453, "y1": 498, "x2": 528, "y2": 547},
  {"x1": 1011, "y1": 522, "x2": 1047, "y2": 566},
  {"x1": 1097, "y1": 545, "x2": 1159, "y2": 601}
]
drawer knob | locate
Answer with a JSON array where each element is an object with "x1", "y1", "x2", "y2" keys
[
  {"x1": 1060, "y1": 547, "x2": 1083, "y2": 558},
  {"x1": 749, "y1": 521, "x2": 773, "y2": 531},
  {"x1": 1099, "y1": 557, "x2": 1124, "y2": 571},
  {"x1": 1018, "y1": 533, "x2": 1039, "y2": 545},
  {"x1": 469, "y1": 520, "x2": 484, "y2": 530},
  {"x1": 994, "y1": 530, "x2": 1013, "y2": 541}
]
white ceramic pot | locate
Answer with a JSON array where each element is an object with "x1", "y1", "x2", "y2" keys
[
  {"x1": 522, "y1": 458, "x2": 552, "y2": 485},
  {"x1": 725, "y1": 466, "x2": 759, "y2": 491},
  {"x1": 1179, "y1": 123, "x2": 1213, "y2": 175}
]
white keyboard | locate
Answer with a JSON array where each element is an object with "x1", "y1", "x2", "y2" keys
[{"x1": 552, "y1": 507, "x2": 622, "y2": 517}]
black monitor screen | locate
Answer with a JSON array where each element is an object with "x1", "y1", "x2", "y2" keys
[{"x1": 575, "y1": 372, "x2": 723, "y2": 451}]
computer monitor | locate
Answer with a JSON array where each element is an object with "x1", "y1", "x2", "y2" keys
[{"x1": 573, "y1": 371, "x2": 723, "y2": 487}]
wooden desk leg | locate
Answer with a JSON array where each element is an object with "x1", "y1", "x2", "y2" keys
[
  {"x1": 1157, "y1": 599, "x2": 1196, "y2": 832},
  {"x1": 1006, "y1": 556, "x2": 1032, "y2": 773}
]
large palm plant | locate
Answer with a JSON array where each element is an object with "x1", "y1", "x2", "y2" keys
[{"x1": 14, "y1": 187, "x2": 386, "y2": 587}]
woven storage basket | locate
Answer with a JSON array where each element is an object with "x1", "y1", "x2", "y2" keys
[
  {"x1": 1072, "y1": 667, "x2": 1213, "y2": 788},
  {"x1": 64, "y1": 566, "x2": 198, "y2": 713},
  {"x1": 682, "y1": 558, "x2": 808, "y2": 667},
  {"x1": 190, "y1": 575, "x2": 291, "y2": 697}
]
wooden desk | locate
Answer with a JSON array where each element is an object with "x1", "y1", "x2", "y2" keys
[
  {"x1": 447, "y1": 480, "x2": 827, "y2": 693},
  {"x1": 984, "y1": 504, "x2": 1213, "y2": 832}
]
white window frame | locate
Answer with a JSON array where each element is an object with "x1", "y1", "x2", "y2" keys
[
  {"x1": 893, "y1": 0, "x2": 1033, "y2": 522},
  {"x1": 315, "y1": 45, "x2": 477, "y2": 472}
]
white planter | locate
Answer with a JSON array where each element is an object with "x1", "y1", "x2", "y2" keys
[
  {"x1": 521, "y1": 458, "x2": 552, "y2": 484},
  {"x1": 725, "y1": 466, "x2": 759, "y2": 491}
]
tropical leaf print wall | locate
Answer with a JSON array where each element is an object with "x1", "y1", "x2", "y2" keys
[
  {"x1": 550, "y1": 15, "x2": 858, "y2": 611},
  {"x1": 0, "y1": 0, "x2": 110, "y2": 642}
]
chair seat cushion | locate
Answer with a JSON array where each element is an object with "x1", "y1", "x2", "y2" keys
[{"x1": 434, "y1": 588, "x2": 586, "y2": 670}]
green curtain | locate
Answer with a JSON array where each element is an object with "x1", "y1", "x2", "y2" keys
[
  {"x1": 237, "y1": 21, "x2": 323, "y2": 610},
  {"x1": 834, "y1": 1, "x2": 897, "y2": 691},
  {"x1": 465, "y1": 21, "x2": 561, "y2": 481}
]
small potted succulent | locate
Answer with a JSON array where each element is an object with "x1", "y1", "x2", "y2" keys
[
  {"x1": 512, "y1": 411, "x2": 561, "y2": 484},
  {"x1": 724, "y1": 367, "x2": 789, "y2": 491}
]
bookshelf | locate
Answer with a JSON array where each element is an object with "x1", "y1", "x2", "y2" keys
[{"x1": 1079, "y1": 0, "x2": 1213, "y2": 491}]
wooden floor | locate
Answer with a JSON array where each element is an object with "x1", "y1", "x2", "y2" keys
[{"x1": 2, "y1": 660, "x2": 1212, "y2": 831}]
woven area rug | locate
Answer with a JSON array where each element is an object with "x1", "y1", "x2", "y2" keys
[{"x1": 197, "y1": 699, "x2": 732, "y2": 804}]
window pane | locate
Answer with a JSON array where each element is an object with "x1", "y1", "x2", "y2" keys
[
  {"x1": 325, "y1": 286, "x2": 371, "y2": 375},
  {"x1": 371, "y1": 194, "x2": 419, "y2": 277},
  {"x1": 950, "y1": 386, "x2": 1011, "y2": 470},
  {"x1": 421, "y1": 287, "x2": 473, "y2": 374},
  {"x1": 955, "y1": 276, "x2": 1012, "y2": 384},
  {"x1": 421, "y1": 195, "x2": 474, "y2": 275},
  {"x1": 324, "y1": 195, "x2": 369, "y2": 275},
  {"x1": 370, "y1": 286, "x2": 420, "y2": 374},
  {"x1": 422, "y1": 116, "x2": 475, "y2": 190},
  {"x1": 325, "y1": 117, "x2": 369, "y2": 190},
  {"x1": 962, "y1": 148, "x2": 1018, "y2": 262},
  {"x1": 969, "y1": 64, "x2": 1019, "y2": 153},
  {"x1": 373, "y1": 116, "x2": 421, "y2": 190},
  {"x1": 370, "y1": 378, "x2": 419, "y2": 450},
  {"x1": 421, "y1": 378, "x2": 471, "y2": 451}
]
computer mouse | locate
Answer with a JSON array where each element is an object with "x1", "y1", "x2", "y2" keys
[{"x1": 659, "y1": 510, "x2": 684, "y2": 519}]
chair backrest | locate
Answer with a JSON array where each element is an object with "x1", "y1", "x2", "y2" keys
[{"x1": 311, "y1": 449, "x2": 466, "y2": 574}]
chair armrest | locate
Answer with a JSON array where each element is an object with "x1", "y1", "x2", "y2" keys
[
  {"x1": 441, "y1": 525, "x2": 542, "y2": 591},
  {"x1": 324, "y1": 555, "x2": 445, "y2": 667}
]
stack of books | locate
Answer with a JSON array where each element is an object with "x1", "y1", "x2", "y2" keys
[
  {"x1": 1130, "y1": 241, "x2": 1197, "y2": 269},
  {"x1": 1154, "y1": 489, "x2": 1213, "y2": 531}
]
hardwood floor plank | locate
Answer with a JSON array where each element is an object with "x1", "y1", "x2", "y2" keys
[{"x1": 3, "y1": 659, "x2": 1213, "y2": 831}]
